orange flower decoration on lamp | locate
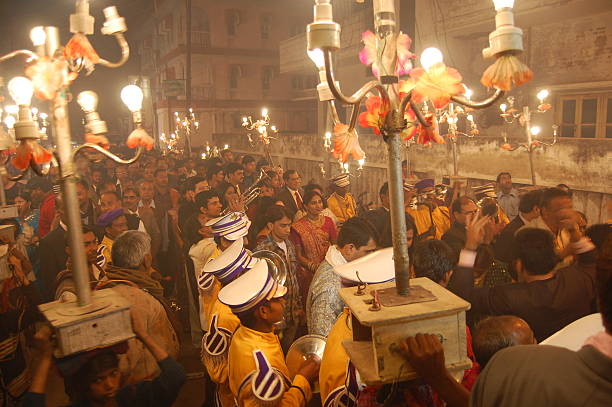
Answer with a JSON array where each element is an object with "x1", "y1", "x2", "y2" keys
[
  {"x1": 332, "y1": 123, "x2": 365, "y2": 163},
  {"x1": 126, "y1": 128, "x2": 155, "y2": 151},
  {"x1": 358, "y1": 95, "x2": 390, "y2": 136},
  {"x1": 402, "y1": 62, "x2": 464, "y2": 109},
  {"x1": 481, "y1": 54, "x2": 533, "y2": 91}
]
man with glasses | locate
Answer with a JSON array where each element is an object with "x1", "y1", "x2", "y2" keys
[
  {"x1": 276, "y1": 169, "x2": 303, "y2": 219},
  {"x1": 123, "y1": 187, "x2": 161, "y2": 261},
  {"x1": 442, "y1": 196, "x2": 479, "y2": 262}
]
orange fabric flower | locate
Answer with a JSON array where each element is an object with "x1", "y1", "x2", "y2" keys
[
  {"x1": 481, "y1": 55, "x2": 533, "y2": 91},
  {"x1": 415, "y1": 112, "x2": 445, "y2": 145},
  {"x1": 358, "y1": 95, "x2": 390, "y2": 136},
  {"x1": 25, "y1": 57, "x2": 76, "y2": 100},
  {"x1": 12, "y1": 140, "x2": 52, "y2": 170},
  {"x1": 405, "y1": 62, "x2": 464, "y2": 109},
  {"x1": 359, "y1": 30, "x2": 415, "y2": 77},
  {"x1": 64, "y1": 33, "x2": 100, "y2": 73},
  {"x1": 332, "y1": 123, "x2": 365, "y2": 163},
  {"x1": 126, "y1": 128, "x2": 155, "y2": 150},
  {"x1": 85, "y1": 133, "x2": 110, "y2": 150}
]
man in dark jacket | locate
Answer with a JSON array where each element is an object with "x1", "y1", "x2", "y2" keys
[{"x1": 442, "y1": 196, "x2": 478, "y2": 262}]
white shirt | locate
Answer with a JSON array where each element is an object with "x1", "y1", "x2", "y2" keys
[{"x1": 288, "y1": 187, "x2": 302, "y2": 208}]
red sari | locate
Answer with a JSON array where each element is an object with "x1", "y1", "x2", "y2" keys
[{"x1": 289, "y1": 215, "x2": 337, "y2": 305}]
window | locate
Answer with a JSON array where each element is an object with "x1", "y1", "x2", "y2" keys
[
  {"x1": 557, "y1": 92, "x2": 612, "y2": 138},
  {"x1": 226, "y1": 10, "x2": 241, "y2": 37},
  {"x1": 262, "y1": 66, "x2": 274, "y2": 90},
  {"x1": 229, "y1": 65, "x2": 243, "y2": 89},
  {"x1": 261, "y1": 15, "x2": 271, "y2": 40}
]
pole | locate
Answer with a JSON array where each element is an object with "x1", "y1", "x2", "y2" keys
[
  {"x1": 523, "y1": 106, "x2": 536, "y2": 185},
  {"x1": 386, "y1": 131, "x2": 410, "y2": 295},
  {"x1": 185, "y1": 0, "x2": 192, "y2": 155},
  {"x1": 47, "y1": 26, "x2": 91, "y2": 307},
  {"x1": 451, "y1": 138, "x2": 459, "y2": 176}
]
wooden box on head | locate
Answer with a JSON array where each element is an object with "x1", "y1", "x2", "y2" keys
[
  {"x1": 38, "y1": 288, "x2": 134, "y2": 358},
  {"x1": 340, "y1": 277, "x2": 472, "y2": 385}
]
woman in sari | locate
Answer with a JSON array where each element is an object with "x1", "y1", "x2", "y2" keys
[{"x1": 289, "y1": 190, "x2": 337, "y2": 305}]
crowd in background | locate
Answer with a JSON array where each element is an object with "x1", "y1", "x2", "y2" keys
[{"x1": 0, "y1": 145, "x2": 610, "y2": 407}]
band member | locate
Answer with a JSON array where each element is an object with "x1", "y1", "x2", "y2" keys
[
  {"x1": 222, "y1": 260, "x2": 319, "y2": 406},
  {"x1": 405, "y1": 179, "x2": 438, "y2": 241},
  {"x1": 199, "y1": 238, "x2": 257, "y2": 407},
  {"x1": 326, "y1": 173, "x2": 357, "y2": 225},
  {"x1": 319, "y1": 249, "x2": 395, "y2": 407}
]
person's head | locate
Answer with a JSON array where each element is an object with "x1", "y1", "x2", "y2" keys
[
  {"x1": 206, "y1": 165, "x2": 225, "y2": 185},
  {"x1": 138, "y1": 180, "x2": 155, "y2": 201},
  {"x1": 303, "y1": 190, "x2": 324, "y2": 217},
  {"x1": 114, "y1": 166, "x2": 129, "y2": 183},
  {"x1": 225, "y1": 162, "x2": 245, "y2": 186},
  {"x1": 100, "y1": 191, "x2": 122, "y2": 214},
  {"x1": 13, "y1": 191, "x2": 32, "y2": 216},
  {"x1": 111, "y1": 230, "x2": 152, "y2": 270},
  {"x1": 75, "y1": 179, "x2": 90, "y2": 210},
  {"x1": 128, "y1": 162, "x2": 140, "y2": 179},
  {"x1": 242, "y1": 155, "x2": 256, "y2": 174},
  {"x1": 82, "y1": 226, "x2": 99, "y2": 265},
  {"x1": 196, "y1": 190, "x2": 223, "y2": 218},
  {"x1": 496, "y1": 172, "x2": 513, "y2": 193},
  {"x1": 336, "y1": 217, "x2": 378, "y2": 262},
  {"x1": 220, "y1": 148, "x2": 234, "y2": 163},
  {"x1": 472, "y1": 315, "x2": 536, "y2": 369},
  {"x1": 539, "y1": 188, "x2": 572, "y2": 232},
  {"x1": 143, "y1": 165, "x2": 156, "y2": 182},
  {"x1": 412, "y1": 239, "x2": 455, "y2": 286},
  {"x1": 99, "y1": 180, "x2": 117, "y2": 195},
  {"x1": 105, "y1": 215, "x2": 128, "y2": 240},
  {"x1": 405, "y1": 217, "x2": 417, "y2": 249},
  {"x1": 195, "y1": 162, "x2": 207, "y2": 178},
  {"x1": 26, "y1": 177, "x2": 53, "y2": 206},
  {"x1": 91, "y1": 168, "x2": 104, "y2": 184},
  {"x1": 556, "y1": 183, "x2": 572, "y2": 196},
  {"x1": 154, "y1": 168, "x2": 169, "y2": 189},
  {"x1": 122, "y1": 188, "x2": 139, "y2": 211},
  {"x1": 266, "y1": 205, "x2": 292, "y2": 242},
  {"x1": 304, "y1": 183, "x2": 323, "y2": 196},
  {"x1": 518, "y1": 189, "x2": 542, "y2": 220},
  {"x1": 514, "y1": 228, "x2": 558, "y2": 280},
  {"x1": 379, "y1": 182, "x2": 390, "y2": 209},
  {"x1": 585, "y1": 224, "x2": 612, "y2": 251},
  {"x1": 266, "y1": 170, "x2": 281, "y2": 189},
  {"x1": 451, "y1": 196, "x2": 477, "y2": 226},
  {"x1": 596, "y1": 232, "x2": 612, "y2": 333},
  {"x1": 283, "y1": 170, "x2": 302, "y2": 191},
  {"x1": 216, "y1": 182, "x2": 238, "y2": 208},
  {"x1": 68, "y1": 352, "x2": 121, "y2": 403},
  {"x1": 237, "y1": 297, "x2": 286, "y2": 331}
]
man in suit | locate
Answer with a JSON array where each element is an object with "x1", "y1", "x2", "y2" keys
[
  {"x1": 494, "y1": 189, "x2": 543, "y2": 265},
  {"x1": 442, "y1": 196, "x2": 478, "y2": 262},
  {"x1": 275, "y1": 169, "x2": 303, "y2": 219},
  {"x1": 38, "y1": 195, "x2": 67, "y2": 301},
  {"x1": 365, "y1": 182, "x2": 415, "y2": 248}
]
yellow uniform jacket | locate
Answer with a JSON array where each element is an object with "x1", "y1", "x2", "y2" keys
[
  {"x1": 432, "y1": 206, "x2": 451, "y2": 239},
  {"x1": 406, "y1": 205, "x2": 437, "y2": 240},
  {"x1": 202, "y1": 299, "x2": 241, "y2": 407},
  {"x1": 327, "y1": 193, "x2": 357, "y2": 224},
  {"x1": 320, "y1": 309, "x2": 361, "y2": 407},
  {"x1": 228, "y1": 326, "x2": 312, "y2": 407}
]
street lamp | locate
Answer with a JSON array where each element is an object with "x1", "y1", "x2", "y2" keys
[
  {"x1": 241, "y1": 107, "x2": 279, "y2": 167},
  {"x1": 174, "y1": 108, "x2": 198, "y2": 155}
]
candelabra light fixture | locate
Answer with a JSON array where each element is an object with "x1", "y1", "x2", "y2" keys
[
  {"x1": 306, "y1": 0, "x2": 531, "y2": 297},
  {"x1": 242, "y1": 108, "x2": 278, "y2": 167},
  {"x1": 0, "y1": 0, "x2": 152, "y2": 322},
  {"x1": 499, "y1": 90, "x2": 558, "y2": 185},
  {"x1": 174, "y1": 108, "x2": 198, "y2": 155}
]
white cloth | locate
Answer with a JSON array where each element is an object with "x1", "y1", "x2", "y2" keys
[
  {"x1": 324, "y1": 245, "x2": 348, "y2": 268},
  {"x1": 540, "y1": 313, "x2": 604, "y2": 351}
]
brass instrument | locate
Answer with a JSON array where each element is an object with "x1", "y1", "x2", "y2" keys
[
  {"x1": 286, "y1": 334, "x2": 326, "y2": 393},
  {"x1": 221, "y1": 168, "x2": 270, "y2": 215}
]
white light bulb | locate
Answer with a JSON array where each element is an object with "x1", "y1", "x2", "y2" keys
[
  {"x1": 39, "y1": 113, "x2": 48, "y2": 120},
  {"x1": 492, "y1": 0, "x2": 515, "y2": 11},
  {"x1": 31, "y1": 107, "x2": 39, "y2": 116},
  {"x1": 224, "y1": 144, "x2": 229, "y2": 149},
  {"x1": 30, "y1": 26, "x2": 46, "y2": 46},
  {"x1": 530, "y1": 126, "x2": 541, "y2": 136},
  {"x1": 420, "y1": 47, "x2": 443, "y2": 71},
  {"x1": 270, "y1": 125, "x2": 277, "y2": 131},
  {"x1": 242, "y1": 116, "x2": 248, "y2": 123},
  {"x1": 307, "y1": 48, "x2": 325, "y2": 69},
  {"x1": 358, "y1": 158, "x2": 365, "y2": 167},
  {"x1": 5, "y1": 105, "x2": 18, "y2": 115},
  {"x1": 4, "y1": 115, "x2": 16, "y2": 129},
  {"x1": 467, "y1": 114, "x2": 474, "y2": 122},
  {"x1": 261, "y1": 108, "x2": 268, "y2": 117},
  {"x1": 537, "y1": 89, "x2": 549, "y2": 101},
  {"x1": 77, "y1": 91, "x2": 98, "y2": 112},
  {"x1": 464, "y1": 86, "x2": 473, "y2": 100},
  {"x1": 325, "y1": 131, "x2": 332, "y2": 140},
  {"x1": 120, "y1": 85, "x2": 144, "y2": 112},
  {"x1": 8, "y1": 76, "x2": 34, "y2": 106},
  {"x1": 500, "y1": 103, "x2": 507, "y2": 112}
]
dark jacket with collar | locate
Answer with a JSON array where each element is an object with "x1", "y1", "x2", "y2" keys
[
  {"x1": 493, "y1": 214, "x2": 525, "y2": 264},
  {"x1": 276, "y1": 187, "x2": 301, "y2": 219},
  {"x1": 442, "y1": 221, "x2": 467, "y2": 263}
]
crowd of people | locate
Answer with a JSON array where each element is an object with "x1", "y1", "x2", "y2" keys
[{"x1": 0, "y1": 147, "x2": 610, "y2": 407}]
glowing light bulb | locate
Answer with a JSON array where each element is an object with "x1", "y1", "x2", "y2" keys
[
  {"x1": 358, "y1": 158, "x2": 365, "y2": 168},
  {"x1": 500, "y1": 103, "x2": 507, "y2": 112},
  {"x1": 224, "y1": 144, "x2": 230, "y2": 149},
  {"x1": 5, "y1": 105, "x2": 18, "y2": 115},
  {"x1": 464, "y1": 86, "x2": 473, "y2": 100},
  {"x1": 492, "y1": 0, "x2": 515, "y2": 11},
  {"x1": 31, "y1": 107, "x2": 39, "y2": 116},
  {"x1": 537, "y1": 89, "x2": 549, "y2": 102},
  {"x1": 325, "y1": 131, "x2": 332, "y2": 140},
  {"x1": 77, "y1": 91, "x2": 98, "y2": 112},
  {"x1": 242, "y1": 116, "x2": 248, "y2": 123},
  {"x1": 4, "y1": 115, "x2": 16, "y2": 129},
  {"x1": 467, "y1": 114, "x2": 474, "y2": 122},
  {"x1": 120, "y1": 85, "x2": 144, "y2": 112},
  {"x1": 307, "y1": 48, "x2": 325, "y2": 69},
  {"x1": 270, "y1": 125, "x2": 277, "y2": 132},
  {"x1": 530, "y1": 126, "x2": 541, "y2": 136},
  {"x1": 8, "y1": 76, "x2": 34, "y2": 106},
  {"x1": 420, "y1": 47, "x2": 443, "y2": 71},
  {"x1": 261, "y1": 108, "x2": 268, "y2": 117},
  {"x1": 39, "y1": 113, "x2": 48, "y2": 120},
  {"x1": 30, "y1": 26, "x2": 46, "y2": 46}
]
